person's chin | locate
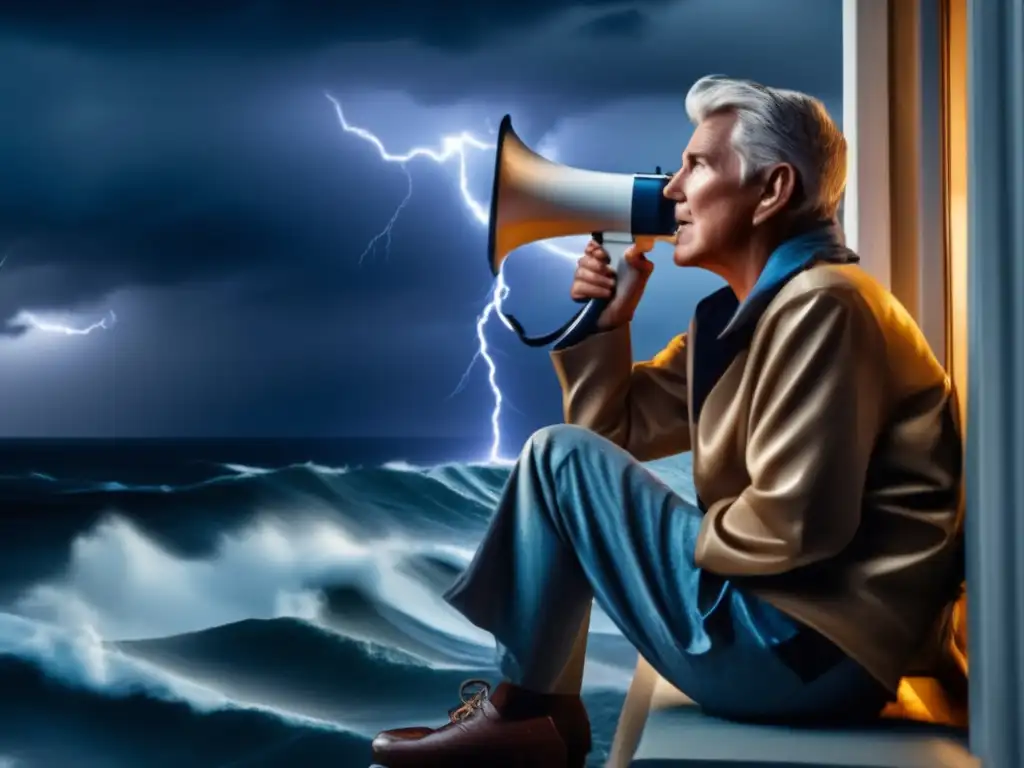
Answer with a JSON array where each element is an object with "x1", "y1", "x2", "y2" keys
[{"x1": 672, "y1": 242, "x2": 704, "y2": 267}]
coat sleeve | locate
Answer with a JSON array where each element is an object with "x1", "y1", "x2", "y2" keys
[
  {"x1": 694, "y1": 287, "x2": 888, "y2": 576},
  {"x1": 549, "y1": 323, "x2": 691, "y2": 461}
]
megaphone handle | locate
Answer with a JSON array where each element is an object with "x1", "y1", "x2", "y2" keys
[
  {"x1": 601, "y1": 230, "x2": 647, "y2": 308},
  {"x1": 497, "y1": 232, "x2": 637, "y2": 349},
  {"x1": 551, "y1": 231, "x2": 635, "y2": 349}
]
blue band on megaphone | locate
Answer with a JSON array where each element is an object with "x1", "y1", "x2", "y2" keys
[{"x1": 630, "y1": 176, "x2": 676, "y2": 237}]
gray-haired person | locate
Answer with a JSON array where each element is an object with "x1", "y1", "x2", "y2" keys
[{"x1": 371, "y1": 75, "x2": 965, "y2": 768}]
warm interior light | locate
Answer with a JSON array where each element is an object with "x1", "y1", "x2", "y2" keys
[{"x1": 947, "y1": 0, "x2": 968, "y2": 422}]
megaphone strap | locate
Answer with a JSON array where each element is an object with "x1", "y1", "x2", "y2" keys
[
  {"x1": 498, "y1": 295, "x2": 608, "y2": 350},
  {"x1": 497, "y1": 308, "x2": 586, "y2": 348}
]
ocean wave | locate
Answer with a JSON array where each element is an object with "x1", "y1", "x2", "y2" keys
[
  {"x1": 10, "y1": 512, "x2": 491, "y2": 646},
  {"x1": 0, "y1": 453, "x2": 697, "y2": 766},
  {"x1": 5, "y1": 453, "x2": 703, "y2": 645},
  {"x1": 7, "y1": 509, "x2": 634, "y2": 669},
  {"x1": 116, "y1": 616, "x2": 498, "y2": 726},
  {"x1": 0, "y1": 651, "x2": 365, "y2": 768},
  {"x1": 0, "y1": 611, "x2": 350, "y2": 733}
]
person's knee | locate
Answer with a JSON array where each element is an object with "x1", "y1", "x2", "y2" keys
[
  {"x1": 523, "y1": 424, "x2": 604, "y2": 469},
  {"x1": 527, "y1": 424, "x2": 592, "y2": 453}
]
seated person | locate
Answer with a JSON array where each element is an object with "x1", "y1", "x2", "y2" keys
[{"x1": 371, "y1": 74, "x2": 965, "y2": 768}]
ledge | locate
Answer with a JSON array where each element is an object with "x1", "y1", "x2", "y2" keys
[{"x1": 630, "y1": 707, "x2": 975, "y2": 768}]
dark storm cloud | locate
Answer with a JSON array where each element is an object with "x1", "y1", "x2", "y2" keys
[
  {"x1": 0, "y1": 0, "x2": 841, "y2": 103},
  {"x1": 580, "y1": 9, "x2": 649, "y2": 38},
  {"x1": 304, "y1": 0, "x2": 842, "y2": 110},
  {"x1": 0, "y1": 0, "x2": 675, "y2": 51},
  {"x1": 0, "y1": 0, "x2": 842, "y2": 320}
]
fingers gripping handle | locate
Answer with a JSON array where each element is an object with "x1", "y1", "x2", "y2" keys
[
  {"x1": 600, "y1": 231, "x2": 646, "y2": 311},
  {"x1": 497, "y1": 232, "x2": 635, "y2": 349}
]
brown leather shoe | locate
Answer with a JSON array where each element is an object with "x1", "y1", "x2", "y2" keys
[{"x1": 371, "y1": 679, "x2": 591, "y2": 768}]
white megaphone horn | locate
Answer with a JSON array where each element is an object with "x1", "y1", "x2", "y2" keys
[{"x1": 487, "y1": 114, "x2": 677, "y2": 348}]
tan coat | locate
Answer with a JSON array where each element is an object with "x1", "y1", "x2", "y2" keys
[{"x1": 549, "y1": 263, "x2": 964, "y2": 692}]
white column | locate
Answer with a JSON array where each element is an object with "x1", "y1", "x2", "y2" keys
[
  {"x1": 842, "y1": 0, "x2": 892, "y2": 288},
  {"x1": 965, "y1": 2, "x2": 1024, "y2": 766}
]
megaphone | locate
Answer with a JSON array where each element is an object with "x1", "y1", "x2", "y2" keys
[{"x1": 487, "y1": 114, "x2": 677, "y2": 348}]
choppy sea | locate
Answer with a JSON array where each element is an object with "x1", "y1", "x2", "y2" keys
[{"x1": 0, "y1": 437, "x2": 695, "y2": 768}]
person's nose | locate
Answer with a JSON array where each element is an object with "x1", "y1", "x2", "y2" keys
[{"x1": 663, "y1": 168, "x2": 686, "y2": 201}]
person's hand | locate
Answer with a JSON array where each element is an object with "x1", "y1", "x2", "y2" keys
[{"x1": 570, "y1": 239, "x2": 655, "y2": 330}]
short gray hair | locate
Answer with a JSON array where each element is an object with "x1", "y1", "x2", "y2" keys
[{"x1": 684, "y1": 75, "x2": 846, "y2": 221}]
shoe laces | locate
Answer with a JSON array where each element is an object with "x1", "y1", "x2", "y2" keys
[{"x1": 448, "y1": 679, "x2": 491, "y2": 723}]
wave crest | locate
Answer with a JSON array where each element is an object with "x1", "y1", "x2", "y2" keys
[{"x1": 12, "y1": 512, "x2": 488, "y2": 648}]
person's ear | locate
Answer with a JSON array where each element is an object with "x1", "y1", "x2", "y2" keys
[{"x1": 752, "y1": 163, "x2": 798, "y2": 225}]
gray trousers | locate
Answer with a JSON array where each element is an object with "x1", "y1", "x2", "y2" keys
[{"x1": 443, "y1": 424, "x2": 889, "y2": 721}]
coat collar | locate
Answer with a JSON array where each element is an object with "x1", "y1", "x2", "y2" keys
[{"x1": 718, "y1": 220, "x2": 858, "y2": 340}]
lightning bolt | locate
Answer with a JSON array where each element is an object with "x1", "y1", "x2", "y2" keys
[
  {"x1": 8, "y1": 309, "x2": 117, "y2": 336},
  {"x1": 326, "y1": 94, "x2": 578, "y2": 463}
]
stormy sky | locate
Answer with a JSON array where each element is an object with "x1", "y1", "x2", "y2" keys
[{"x1": 0, "y1": 0, "x2": 842, "y2": 454}]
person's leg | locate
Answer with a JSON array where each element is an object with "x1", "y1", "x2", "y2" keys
[
  {"x1": 442, "y1": 423, "x2": 723, "y2": 697},
  {"x1": 445, "y1": 425, "x2": 893, "y2": 720},
  {"x1": 678, "y1": 623, "x2": 894, "y2": 724},
  {"x1": 370, "y1": 424, "x2": 889, "y2": 767},
  {"x1": 372, "y1": 424, "x2": 725, "y2": 768}
]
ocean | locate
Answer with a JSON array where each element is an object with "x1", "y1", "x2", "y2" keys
[{"x1": 0, "y1": 437, "x2": 696, "y2": 768}]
